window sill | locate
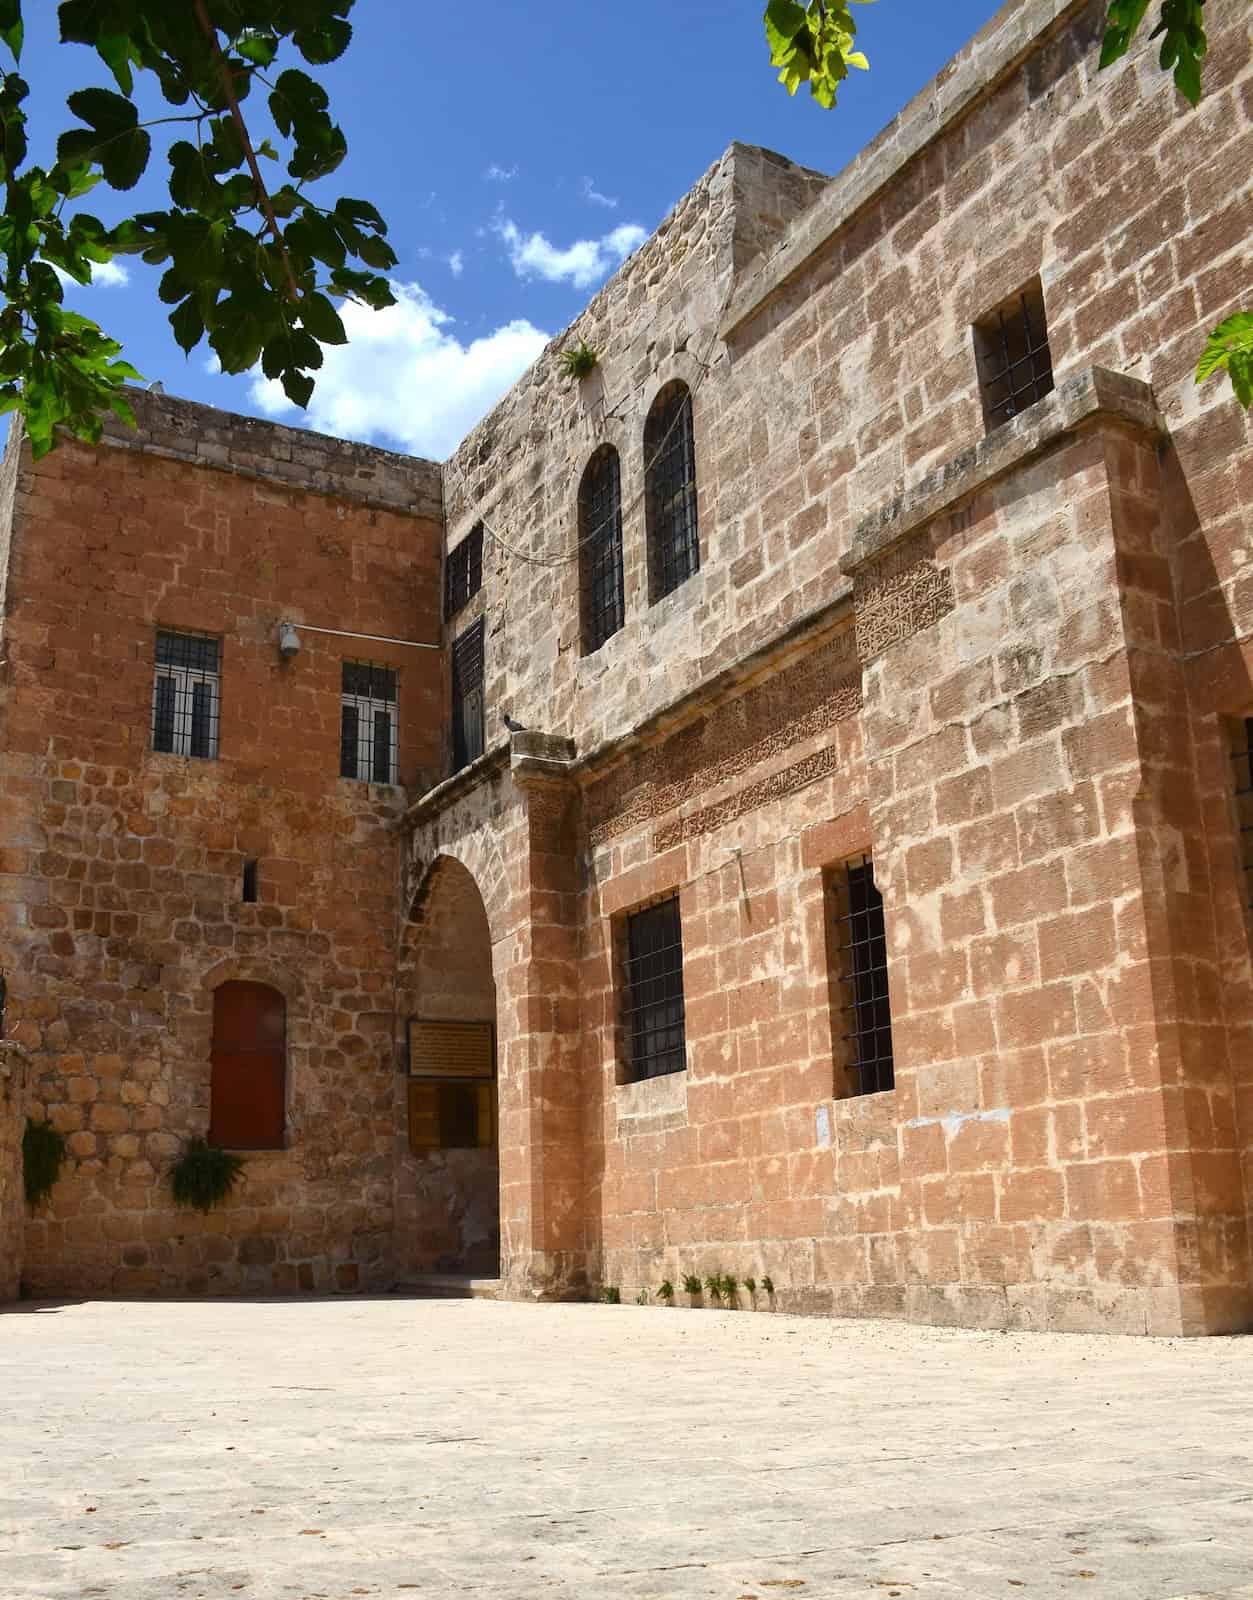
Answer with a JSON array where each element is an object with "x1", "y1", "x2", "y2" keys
[{"x1": 616, "y1": 1068, "x2": 687, "y2": 1126}]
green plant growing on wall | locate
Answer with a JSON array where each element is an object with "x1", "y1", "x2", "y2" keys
[
  {"x1": 721, "y1": 1273, "x2": 739, "y2": 1305},
  {"x1": 558, "y1": 340, "x2": 599, "y2": 383},
  {"x1": 704, "y1": 1272, "x2": 724, "y2": 1304},
  {"x1": 22, "y1": 1117, "x2": 66, "y2": 1208},
  {"x1": 600, "y1": 1284, "x2": 621, "y2": 1305},
  {"x1": 169, "y1": 1136, "x2": 245, "y2": 1214},
  {"x1": 761, "y1": 1274, "x2": 775, "y2": 1299},
  {"x1": 682, "y1": 1272, "x2": 702, "y2": 1304},
  {"x1": 743, "y1": 1275, "x2": 757, "y2": 1303},
  {"x1": 658, "y1": 1278, "x2": 675, "y2": 1303}
]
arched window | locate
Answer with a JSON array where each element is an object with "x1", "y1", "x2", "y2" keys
[
  {"x1": 209, "y1": 981, "x2": 287, "y2": 1149},
  {"x1": 644, "y1": 381, "x2": 699, "y2": 601},
  {"x1": 579, "y1": 445, "x2": 625, "y2": 653}
]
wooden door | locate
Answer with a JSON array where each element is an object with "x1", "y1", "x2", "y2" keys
[{"x1": 209, "y1": 981, "x2": 286, "y2": 1149}]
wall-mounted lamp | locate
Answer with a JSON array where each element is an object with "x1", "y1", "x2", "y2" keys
[{"x1": 277, "y1": 621, "x2": 301, "y2": 660}]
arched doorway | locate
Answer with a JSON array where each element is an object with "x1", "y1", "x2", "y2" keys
[{"x1": 396, "y1": 857, "x2": 500, "y2": 1278}]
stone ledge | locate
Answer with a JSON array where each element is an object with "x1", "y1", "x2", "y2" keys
[
  {"x1": 840, "y1": 366, "x2": 1164, "y2": 578},
  {"x1": 401, "y1": 742, "x2": 511, "y2": 828},
  {"x1": 721, "y1": 0, "x2": 1088, "y2": 339},
  {"x1": 97, "y1": 388, "x2": 444, "y2": 520}
]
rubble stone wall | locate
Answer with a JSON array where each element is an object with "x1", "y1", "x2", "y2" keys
[{"x1": 0, "y1": 393, "x2": 444, "y2": 1295}]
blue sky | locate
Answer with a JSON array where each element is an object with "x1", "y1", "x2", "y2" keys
[{"x1": 23, "y1": 0, "x2": 1001, "y2": 460}]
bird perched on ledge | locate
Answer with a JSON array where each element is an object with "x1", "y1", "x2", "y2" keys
[{"x1": 503, "y1": 712, "x2": 528, "y2": 733}]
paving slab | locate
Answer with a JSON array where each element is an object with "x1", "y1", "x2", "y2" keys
[{"x1": 0, "y1": 1298, "x2": 1250, "y2": 1600}]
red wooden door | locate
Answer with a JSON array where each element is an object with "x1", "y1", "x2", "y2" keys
[{"x1": 209, "y1": 981, "x2": 286, "y2": 1149}]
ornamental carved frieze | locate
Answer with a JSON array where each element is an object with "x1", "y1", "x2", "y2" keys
[
  {"x1": 852, "y1": 530, "x2": 955, "y2": 664},
  {"x1": 586, "y1": 628, "x2": 861, "y2": 847}
]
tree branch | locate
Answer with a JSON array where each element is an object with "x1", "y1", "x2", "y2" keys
[{"x1": 190, "y1": 0, "x2": 299, "y2": 303}]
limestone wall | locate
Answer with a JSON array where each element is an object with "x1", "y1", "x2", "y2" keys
[
  {"x1": 423, "y1": 0, "x2": 1253, "y2": 1332},
  {"x1": 0, "y1": 393, "x2": 444, "y2": 1296}
]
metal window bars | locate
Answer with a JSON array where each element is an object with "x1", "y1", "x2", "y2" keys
[
  {"x1": 152, "y1": 629, "x2": 220, "y2": 759},
  {"x1": 452, "y1": 618, "x2": 486, "y2": 772},
  {"x1": 831, "y1": 856, "x2": 895, "y2": 1096},
  {"x1": 340, "y1": 661, "x2": 398, "y2": 784},
  {"x1": 580, "y1": 445, "x2": 625, "y2": 653},
  {"x1": 624, "y1": 897, "x2": 687, "y2": 1081},
  {"x1": 645, "y1": 383, "x2": 700, "y2": 600},
  {"x1": 444, "y1": 524, "x2": 484, "y2": 620},
  {"x1": 974, "y1": 284, "x2": 1056, "y2": 431},
  {"x1": 1233, "y1": 718, "x2": 1253, "y2": 913}
]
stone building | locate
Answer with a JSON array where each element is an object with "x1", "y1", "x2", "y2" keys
[{"x1": 1, "y1": 0, "x2": 1250, "y2": 1332}]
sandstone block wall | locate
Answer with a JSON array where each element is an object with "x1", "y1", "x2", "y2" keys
[
  {"x1": 418, "y1": 0, "x2": 1253, "y2": 1332},
  {"x1": 0, "y1": 392, "x2": 443, "y2": 1296}
]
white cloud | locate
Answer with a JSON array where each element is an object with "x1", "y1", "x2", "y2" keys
[
  {"x1": 447, "y1": 250, "x2": 464, "y2": 277},
  {"x1": 484, "y1": 163, "x2": 518, "y2": 182},
  {"x1": 580, "y1": 177, "x2": 618, "y2": 209},
  {"x1": 246, "y1": 281, "x2": 548, "y2": 461},
  {"x1": 49, "y1": 259, "x2": 131, "y2": 290},
  {"x1": 494, "y1": 218, "x2": 647, "y2": 289}
]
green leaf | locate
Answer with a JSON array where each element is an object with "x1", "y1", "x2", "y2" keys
[
  {"x1": 1100, "y1": 0, "x2": 1152, "y2": 65},
  {"x1": 292, "y1": 17, "x2": 353, "y2": 65},
  {"x1": 299, "y1": 291, "x2": 347, "y2": 346},
  {"x1": 169, "y1": 297, "x2": 205, "y2": 355},
  {"x1": 97, "y1": 31, "x2": 134, "y2": 96},
  {"x1": 334, "y1": 196, "x2": 387, "y2": 232},
  {"x1": 0, "y1": 0, "x2": 22, "y2": 61},
  {"x1": 66, "y1": 86, "x2": 137, "y2": 136},
  {"x1": 234, "y1": 29, "x2": 279, "y2": 68},
  {"x1": 1195, "y1": 311, "x2": 1253, "y2": 409},
  {"x1": 281, "y1": 368, "x2": 315, "y2": 408}
]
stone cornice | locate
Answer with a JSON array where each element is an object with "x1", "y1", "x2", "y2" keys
[
  {"x1": 721, "y1": 0, "x2": 1090, "y2": 340},
  {"x1": 840, "y1": 366, "x2": 1164, "y2": 578}
]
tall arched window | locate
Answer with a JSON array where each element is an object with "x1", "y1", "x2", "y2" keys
[
  {"x1": 209, "y1": 981, "x2": 287, "y2": 1149},
  {"x1": 644, "y1": 381, "x2": 699, "y2": 601},
  {"x1": 579, "y1": 445, "x2": 625, "y2": 653}
]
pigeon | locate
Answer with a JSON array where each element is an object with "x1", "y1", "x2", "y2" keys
[{"x1": 503, "y1": 712, "x2": 528, "y2": 733}]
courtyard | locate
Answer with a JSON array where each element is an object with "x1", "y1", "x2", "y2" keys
[{"x1": 1, "y1": 1299, "x2": 1251, "y2": 1599}]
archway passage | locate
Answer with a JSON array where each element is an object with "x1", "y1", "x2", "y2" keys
[
  {"x1": 209, "y1": 981, "x2": 286, "y2": 1150},
  {"x1": 397, "y1": 857, "x2": 500, "y2": 1278}
]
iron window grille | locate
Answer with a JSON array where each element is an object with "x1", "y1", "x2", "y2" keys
[
  {"x1": 152, "y1": 628, "x2": 220, "y2": 759},
  {"x1": 973, "y1": 281, "x2": 1055, "y2": 432},
  {"x1": 580, "y1": 445, "x2": 625, "y2": 653},
  {"x1": 340, "y1": 661, "x2": 398, "y2": 784},
  {"x1": 1233, "y1": 718, "x2": 1253, "y2": 914},
  {"x1": 623, "y1": 897, "x2": 687, "y2": 1081},
  {"x1": 452, "y1": 618, "x2": 486, "y2": 772},
  {"x1": 645, "y1": 382, "x2": 700, "y2": 601},
  {"x1": 445, "y1": 524, "x2": 484, "y2": 620},
  {"x1": 830, "y1": 856, "x2": 895, "y2": 1097}
]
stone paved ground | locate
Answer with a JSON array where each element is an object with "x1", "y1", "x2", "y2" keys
[{"x1": 2, "y1": 1298, "x2": 1252, "y2": 1600}]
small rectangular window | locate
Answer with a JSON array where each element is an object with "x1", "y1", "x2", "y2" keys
[
  {"x1": 972, "y1": 279, "x2": 1055, "y2": 432},
  {"x1": 242, "y1": 860, "x2": 259, "y2": 904},
  {"x1": 452, "y1": 618, "x2": 486, "y2": 771},
  {"x1": 340, "y1": 661, "x2": 398, "y2": 784},
  {"x1": 444, "y1": 524, "x2": 484, "y2": 620},
  {"x1": 152, "y1": 629, "x2": 220, "y2": 759},
  {"x1": 829, "y1": 855, "x2": 895, "y2": 1097},
  {"x1": 623, "y1": 896, "x2": 687, "y2": 1081}
]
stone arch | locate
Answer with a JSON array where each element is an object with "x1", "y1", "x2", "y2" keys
[
  {"x1": 405, "y1": 805, "x2": 511, "y2": 951},
  {"x1": 395, "y1": 851, "x2": 501, "y2": 1279}
]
